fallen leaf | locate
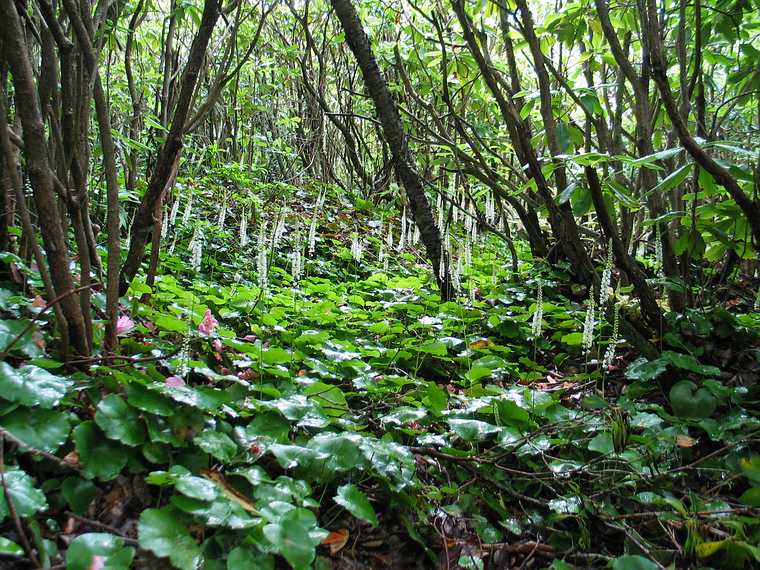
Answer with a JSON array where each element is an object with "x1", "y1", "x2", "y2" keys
[
  {"x1": 676, "y1": 434, "x2": 697, "y2": 448},
  {"x1": 322, "y1": 528, "x2": 349, "y2": 555},
  {"x1": 469, "y1": 338, "x2": 491, "y2": 349},
  {"x1": 201, "y1": 470, "x2": 258, "y2": 514}
]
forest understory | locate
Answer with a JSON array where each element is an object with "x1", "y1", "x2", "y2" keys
[{"x1": 0, "y1": 0, "x2": 759, "y2": 568}]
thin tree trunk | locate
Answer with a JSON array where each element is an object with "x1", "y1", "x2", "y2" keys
[
  {"x1": 120, "y1": 0, "x2": 221, "y2": 293},
  {"x1": 330, "y1": 0, "x2": 451, "y2": 298},
  {"x1": 0, "y1": 0, "x2": 88, "y2": 356}
]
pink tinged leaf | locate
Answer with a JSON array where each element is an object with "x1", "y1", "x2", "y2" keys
[
  {"x1": 116, "y1": 315, "x2": 135, "y2": 335},
  {"x1": 165, "y1": 375, "x2": 185, "y2": 387},
  {"x1": 31, "y1": 295, "x2": 46, "y2": 309},
  {"x1": 89, "y1": 556, "x2": 106, "y2": 570},
  {"x1": 242, "y1": 334, "x2": 257, "y2": 342},
  {"x1": 198, "y1": 309, "x2": 218, "y2": 336}
]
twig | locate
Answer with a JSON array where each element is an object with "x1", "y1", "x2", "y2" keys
[
  {"x1": 0, "y1": 434, "x2": 41, "y2": 568},
  {"x1": 0, "y1": 428, "x2": 79, "y2": 471},
  {"x1": 64, "y1": 511, "x2": 139, "y2": 546}
]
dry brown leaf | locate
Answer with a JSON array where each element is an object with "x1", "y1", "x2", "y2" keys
[
  {"x1": 675, "y1": 434, "x2": 697, "y2": 448},
  {"x1": 201, "y1": 470, "x2": 259, "y2": 514},
  {"x1": 322, "y1": 528, "x2": 349, "y2": 555},
  {"x1": 469, "y1": 339, "x2": 492, "y2": 349}
]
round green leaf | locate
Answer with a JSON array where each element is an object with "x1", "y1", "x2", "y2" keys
[
  {"x1": 227, "y1": 546, "x2": 274, "y2": 570},
  {"x1": 669, "y1": 380, "x2": 717, "y2": 419},
  {"x1": 66, "y1": 533, "x2": 135, "y2": 570},
  {"x1": 263, "y1": 508, "x2": 320, "y2": 570},
  {"x1": 193, "y1": 431, "x2": 237, "y2": 462},
  {"x1": 138, "y1": 508, "x2": 202, "y2": 570},
  {"x1": 95, "y1": 395, "x2": 146, "y2": 446},
  {"x1": 0, "y1": 408, "x2": 70, "y2": 452},
  {"x1": 0, "y1": 362, "x2": 71, "y2": 408},
  {"x1": 61, "y1": 477, "x2": 97, "y2": 514},
  {"x1": 175, "y1": 475, "x2": 218, "y2": 501},
  {"x1": 334, "y1": 484, "x2": 378, "y2": 527},
  {"x1": 0, "y1": 536, "x2": 23, "y2": 556},
  {"x1": 73, "y1": 421, "x2": 128, "y2": 481},
  {"x1": 0, "y1": 468, "x2": 47, "y2": 521}
]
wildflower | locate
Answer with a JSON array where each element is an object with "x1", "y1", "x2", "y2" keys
[
  {"x1": 350, "y1": 233, "x2": 364, "y2": 262},
  {"x1": 273, "y1": 216, "x2": 287, "y2": 250},
  {"x1": 398, "y1": 208, "x2": 407, "y2": 251},
  {"x1": 582, "y1": 287, "x2": 595, "y2": 354},
  {"x1": 436, "y1": 194, "x2": 444, "y2": 230},
  {"x1": 161, "y1": 211, "x2": 169, "y2": 239},
  {"x1": 291, "y1": 244, "x2": 303, "y2": 283},
  {"x1": 655, "y1": 225, "x2": 664, "y2": 277},
  {"x1": 412, "y1": 225, "x2": 420, "y2": 245},
  {"x1": 602, "y1": 302, "x2": 620, "y2": 369},
  {"x1": 451, "y1": 255, "x2": 462, "y2": 291},
  {"x1": 198, "y1": 309, "x2": 218, "y2": 336},
  {"x1": 600, "y1": 239, "x2": 613, "y2": 307},
  {"x1": 190, "y1": 230, "x2": 203, "y2": 272},
  {"x1": 177, "y1": 335, "x2": 191, "y2": 378},
  {"x1": 165, "y1": 375, "x2": 185, "y2": 387},
  {"x1": 257, "y1": 221, "x2": 268, "y2": 291},
  {"x1": 116, "y1": 315, "x2": 135, "y2": 335},
  {"x1": 169, "y1": 196, "x2": 181, "y2": 226},
  {"x1": 531, "y1": 281, "x2": 544, "y2": 338},
  {"x1": 181, "y1": 193, "x2": 194, "y2": 224},
  {"x1": 240, "y1": 208, "x2": 248, "y2": 247}
]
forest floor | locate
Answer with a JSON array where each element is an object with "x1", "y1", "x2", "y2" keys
[{"x1": 1, "y1": 199, "x2": 759, "y2": 570}]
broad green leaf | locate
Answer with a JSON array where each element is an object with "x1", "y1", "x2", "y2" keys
[
  {"x1": 73, "y1": 421, "x2": 128, "y2": 481},
  {"x1": 448, "y1": 419, "x2": 500, "y2": 441},
  {"x1": 95, "y1": 395, "x2": 146, "y2": 446},
  {"x1": 416, "y1": 340, "x2": 448, "y2": 357},
  {"x1": 0, "y1": 362, "x2": 71, "y2": 408},
  {"x1": 588, "y1": 432, "x2": 614, "y2": 454},
  {"x1": 0, "y1": 408, "x2": 70, "y2": 452},
  {"x1": 669, "y1": 380, "x2": 718, "y2": 418},
  {"x1": 67, "y1": 533, "x2": 135, "y2": 570},
  {"x1": 61, "y1": 477, "x2": 97, "y2": 514},
  {"x1": 0, "y1": 468, "x2": 47, "y2": 521},
  {"x1": 612, "y1": 555, "x2": 659, "y2": 570},
  {"x1": 138, "y1": 508, "x2": 202, "y2": 570},
  {"x1": 227, "y1": 546, "x2": 274, "y2": 569},
  {"x1": 193, "y1": 431, "x2": 237, "y2": 462},
  {"x1": 0, "y1": 536, "x2": 23, "y2": 556},
  {"x1": 263, "y1": 508, "x2": 322, "y2": 570},
  {"x1": 334, "y1": 484, "x2": 378, "y2": 527},
  {"x1": 175, "y1": 475, "x2": 218, "y2": 501},
  {"x1": 0, "y1": 319, "x2": 43, "y2": 358}
]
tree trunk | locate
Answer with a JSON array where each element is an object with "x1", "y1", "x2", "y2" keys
[
  {"x1": 120, "y1": 0, "x2": 221, "y2": 294},
  {"x1": 0, "y1": 0, "x2": 89, "y2": 356},
  {"x1": 330, "y1": 0, "x2": 451, "y2": 298}
]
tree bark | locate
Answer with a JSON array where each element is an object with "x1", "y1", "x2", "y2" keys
[
  {"x1": 120, "y1": 0, "x2": 221, "y2": 294},
  {"x1": 330, "y1": 0, "x2": 451, "y2": 297},
  {"x1": 0, "y1": 0, "x2": 89, "y2": 356}
]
